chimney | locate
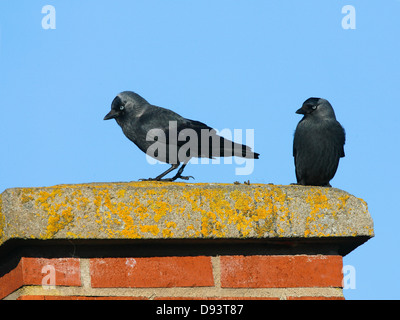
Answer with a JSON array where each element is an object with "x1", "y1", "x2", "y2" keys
[{"x1": 0, "y1": 182, "x2": 373, "y2": 300}]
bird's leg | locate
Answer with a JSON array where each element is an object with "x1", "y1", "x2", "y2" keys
[
  {"x1": 168, "y1": 164, "x2": 194, "y2": 181},
  {"x1": 139, "y1": 163, "x2": 194, "y2": 182},
  {"x1": 139, "y1": 164, "x2": 179, "y2": 181}
]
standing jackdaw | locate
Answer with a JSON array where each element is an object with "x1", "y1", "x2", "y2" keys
[
  {"x1": 293, "y1": 98, "x2": 345, "y2": 187},
  {"x1": 104, "y1": 91, "x2": 259, "y2": 181}
]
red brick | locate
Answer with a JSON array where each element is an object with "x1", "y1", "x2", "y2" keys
[
  {"x1": 17, "y1": 295, "x2": 46, "y2": 300},
  {"x1": 21, "y1": 257, "x2": 81, "y2": 286},
  {"x1": 90, "y1": 256, "x2": 214, "y2": 288},
  {"x1": 0, "y1": 258, "x2": 81, "y2": 299},
  {"x1": 220, "y1": 255, "x2": 343, "y2": 288},
  {"x1": 0, "y1": 262, "x2": 23, "y2": 299}
]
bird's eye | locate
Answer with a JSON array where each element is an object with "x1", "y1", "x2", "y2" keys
[
  {"x1": 312, "y1": 105, "x2": 317, "y2": 110},
  {"x1": 120, "y1": 105, "x2": 125, "y2": 111}
]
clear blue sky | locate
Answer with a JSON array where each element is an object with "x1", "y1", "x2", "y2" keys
[{"x1": 1, "y1": 1, "x2": 399, "y2": 299}]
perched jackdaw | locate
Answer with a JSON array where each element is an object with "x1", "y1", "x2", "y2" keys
[
  {"x1": 104, "y1": 91, "x2": 259, "y2": 181},
  {"x1": 293, "y1": 98, "x2": 345, "y2": 187}
]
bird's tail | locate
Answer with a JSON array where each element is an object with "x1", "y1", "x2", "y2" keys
[
  {"x1": 219, "y1": 137, "x2": 260, "y2": 159},
  {"x1": 233, "y1": 142, "x2": 260, "y2": 159}
]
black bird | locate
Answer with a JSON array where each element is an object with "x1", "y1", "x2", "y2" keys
[
  {"x1": 293, "y1": 97, "x2": 345, "y2": 187},
  {"x1": 104, "y1": 91, "x2": 259, "y2": 181}
]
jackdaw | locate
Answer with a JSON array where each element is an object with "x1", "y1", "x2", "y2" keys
[
  {"x1": 104, "y1": 91, "x2": 260, "y2": 181},
  {"x1": 293, "y1": 97, "x2": 345, "y2": 187}
]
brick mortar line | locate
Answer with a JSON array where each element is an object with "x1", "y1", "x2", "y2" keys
[
  {"x1": 4, "y1": 285, "x2": 344, "y2": 300},
  {"x1": 79, "y1": 259, "x2": 91, "y2": 288},
  {"x1": 211, "y1": 256, "x2": 221, "y2": 288}
]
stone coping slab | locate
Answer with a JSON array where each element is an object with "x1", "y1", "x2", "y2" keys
[{"x1": 0, "y1": 182, "x2": 374, "y2": 247}]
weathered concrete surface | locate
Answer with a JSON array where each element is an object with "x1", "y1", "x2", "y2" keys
[{"x1": 0, "y1": 182, "x2": 374, "y2": 246}]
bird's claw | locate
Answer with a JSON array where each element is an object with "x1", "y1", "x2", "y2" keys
[
  {"x1": 177, "y1": 175, "x2": 194, "y2": 181},
  {"x1": 161, "y1": 175, "x2": 195, "y2": 182},
  {"x1": 139, "y1": 175, "x2": 194, "y2": 182}
]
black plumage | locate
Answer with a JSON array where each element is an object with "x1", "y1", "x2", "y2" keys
[
  {"x1": 293, "y1": 97, "x2": 345, "y2": 187},
  {"x1": 104, "y1": 91, "x2": 259, "y2": 181}
]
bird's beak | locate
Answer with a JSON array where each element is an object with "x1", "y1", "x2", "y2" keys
[
  {"x1": 295, "y1": 107, "x2": 306, "y2": 115},
  {"x1": 104, "y1": 109, "x2": 119, "y2": 120}
]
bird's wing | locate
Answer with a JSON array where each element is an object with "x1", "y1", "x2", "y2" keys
[
  {"x1": 180, "y1": 119, "x2": 259, "y2": 159},
  {"x1": 333, "y1": 121, "x2": 346, "y2": 158},
  {"x1": 179, "y1": 118, "x2": 216, "y2": 135},
  {"x1": 293, "y1": 141, "x2": 297, "y2": 158},
  {"x1": 340, "y1": 125, "x2": 345, "y2": 158},
  {"x1": 293, "y1": 122, "x2": 301, "y2": 158},
  {"x1": 167, "y1": 117, "x2": 218, "y2": 148},
  {"x1": 139, "y1": 105, "x2": 216, "y2": 146},
  {"x1": 140, "y1": 106, "x2": 259, "y2": 159}
]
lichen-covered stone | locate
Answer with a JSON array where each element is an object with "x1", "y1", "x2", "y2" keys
[{"x1": 0, "y1": 182, "x2": 374, "y2": 245}]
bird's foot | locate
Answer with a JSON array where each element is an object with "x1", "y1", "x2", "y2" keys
[
  {"x1": 139, "y1": 178, "x2": 173, "y2": 182},
  {"x1": 177, "y1": 175, "x2": 194, "y2": 181},
  {"x1": 167, "y1": 174, "x2": 194, "y2": 182},
  {"x1": 290, "y1": 182, "x2": 332, "y2": 187},
  {"x1": 139, "y1": 175, "x2": 194, "y2": 182}
]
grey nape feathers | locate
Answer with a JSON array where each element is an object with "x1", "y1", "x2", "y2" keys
[
  {"x1": 104, "y1": 91, "x2": 259, "y2": 181},
  {"x1": 293, "y1": 97, "x2": 345, "y2": 187}
]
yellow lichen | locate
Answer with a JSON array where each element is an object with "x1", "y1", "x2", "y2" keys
[
  {"x1": 32, "y1": 189, "x2": 75, "y2": 238},
  {"x1": 162, "y1": 228, "x2": 174, "y2": 237},
  {"x1": 306, "y1": 189, "x2": 332, "y2": 215},
  {"x1": 117, "y1": 189, "x2": 126, "y2": 198},
  {"x1": 178, "y1": 186, "x2": 293, "y2": 238},
  {"x1": 140, "y1": 225, "x2": 160, "y2": 236},
  {"x1": 165, "y1": 221, "x2": 177, "y2": 229},
  {"x1": 304, "y1": 188, "x2": 334, "y2": 237},
  {"x1": 152, "y1": 200, "x2": 171, "y2": 222},
  {"x1": 21, "y1": 189, "x2": 34, "y2": 204},
  {"x1": 337, "y1": 194, "x2": 350, "y2": 211}
]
